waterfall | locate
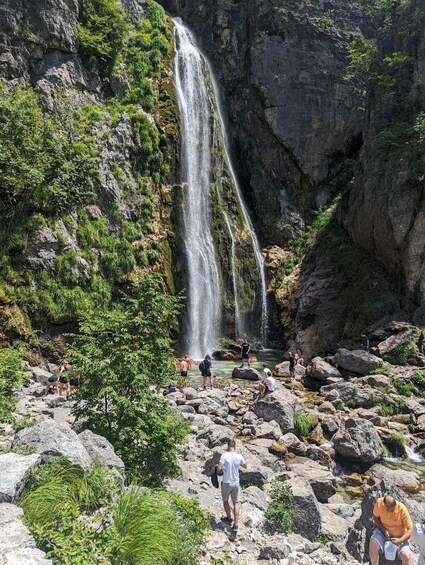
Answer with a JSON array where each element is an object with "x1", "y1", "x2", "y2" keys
[
  {"x1": 174, "y1": 21, "x2": 222, "y2": 359},
  {"x1": 173, "y1": 18, "x2": 268, "y2": 355}
]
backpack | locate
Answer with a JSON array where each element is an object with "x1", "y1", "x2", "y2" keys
[{"x1": 199, "y1": 361, "x2": 205, "y2": 373}]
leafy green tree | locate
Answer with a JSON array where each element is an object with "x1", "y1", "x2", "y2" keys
[
  {"x1": 0, "y1": 348, "x2": 25, "y2": 423},
  {"x1": 71, "y1": 276, "x2": 188, "y2": 485}
]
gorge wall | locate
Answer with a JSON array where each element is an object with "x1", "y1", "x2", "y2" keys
[
  {"x1": 1, "y1": 0, "x2": 424, "y2": 357},
  {"x1": 158, "y1": 0, "x2": 425, "y2": 355}
]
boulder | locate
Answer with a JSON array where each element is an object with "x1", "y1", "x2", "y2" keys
[
  {"x1": 231, "y1": 367, "x2": 261, "y2": 381},
  {"x1": 286, "y1": 458, "x2": 336, "y2": 501},
  {"x1": 306, "y1": 445, "x2": 332, "y2": 468},
  {"x1": 322, "y1": 418, "x2": 339, "y2": 438},
  {"x1": 333, "y1": 418, "x2": 384, "y2": 463},
  {"x1": 242, "y1": 485, "x2": 269, "y2": 512},
  {"x1": 306, "y1": 357, "x2": 342, "y2": 382},
  {"x1": 377, "y1": 330, "x2": 413, "y2": 356},
  {"x1": 367, "y1": 464, "x2": 420, "y2": 493},
  {"x1": 335, "y1": 349, "x2": 383, "y2": 374},
  {"x1": 183, "y1": 387, "x2": 198, "y2": 400},
  {"x1": 319, "y1": 401, "x2": 336, "y2": 414},
  {"x1": 278, "y1": 433, "x2": 307, "y2": 456},
  {"x1": 289, "y1": 475, "x2": 321, "y2": 540},
  {"x1": 258, "y1": 535, "x2": 291, "y2": 559},
  {"x1": 78, "y1": 430, "x2": 125, "y2": 476},
  {"x1": 252, "y1": 388, "x2": 300, "y2": 433},
  {"x1": 255, "y1": 420, "x2": 281, "y2": 440},
  {"x1": 346, "y1": 480, "x2": 422, "y2": 563},
  {"x1": 13, "y1": 421, "x2": 92, "y2": 470},
  {"x1": 275, "y1": 361, "x2": 306, "y2": 378},
  {"x1": 319, "y1": 503, "x2": 350, "y2": 541},
  {"x1": 0, "y1": 453, "x2": 41, "y2": 503},
  {"x1": 0, "y1": 503, "x2": 52, "y2": 564},
  {"x1": 29, "y1": 367, "x2": 52, "y2": 386},
  {"x1": 197, "y1": 425, "x2": 235, "y2": 448},
  {"x1": 240, "y1": 464, "x2": 272, "y2": 487},
  {"x1": 357, "y1": 374, "x2": 391, "y2": 388}
]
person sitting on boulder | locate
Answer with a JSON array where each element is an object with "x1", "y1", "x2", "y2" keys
[
  {"x1": 163, "y1": 383, "x2": 177, "y2": 396},
  {"x1": 259, "y1": 366, "x2": 276, "y2": 396},
  {"x1": 369, "y1": 494, "x2": 413, "y2": 565}
]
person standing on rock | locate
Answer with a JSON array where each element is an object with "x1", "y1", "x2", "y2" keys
[
  {"x1": 289, "y1": 351, "x2": 295, "y2": 380},
  {"x1": 239, "y1": 338, "x2": 250, "y2": 368},
  {"x1": 361, "y1": 332, "x2": 369, "y2": 352},
  {"x1": 369, "y1": 494, "x2": 413, "y2": 565},
  {"x1": 216, "y1": 439, "x2": 247, "y2": 533}
]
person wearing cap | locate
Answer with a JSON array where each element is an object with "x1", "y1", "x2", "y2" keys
[{"x1": 369, "y1": 494, "x2": 413, "y2": 565}]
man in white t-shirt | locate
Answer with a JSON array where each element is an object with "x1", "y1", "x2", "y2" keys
[
  {"x1": 216, "y1": 440, "x2": 247, "y2": 532},
  {"x1": 259, "y1": 364, "x2": 276, "y2": 395}
]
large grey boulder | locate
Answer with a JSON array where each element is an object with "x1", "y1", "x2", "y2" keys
[
  {"x1": 286, "y1": 458, "x2": 336, "y2": 501},
  {"x1": 278, "y1": 433, "x2": 307, "y2": 456},
  {"x1": 231, "y1": 367, "x2": 261, "y2": 381},
  {"x1": 13, "y1": 421, "x2": 92, "y2": 470},
  {"x1": 30, "y1": 367, "x2": 52, "y2": 385},
  {"x1": 346, "y1": 480, "x2": 422, "y2": 563},
  {"x1": 367, "y1": 464, "x2": 420, "y2": 493},
  {"x1": 289, "y1": 475, "x2": 321, "y2": 540},
  {"x1": 78, "y1": 430, "x2": 125, "y2": 476},
  {"x1": 319, "y1": 503, "x2": 350, "y2": 541},
  {"x1": 242, "y1": 486, "x2": 269, "y2": 512},
  {"x1": 197, "y1": 424, "x2": 235, "y2": 448},
  {"x1": 335, "y1": 349, "x2": 383, "y2": 374},
  {"x1": 0, "y1": 453, "x2": 41, "y2": 503},
  {"x1": 306, "y1": 357, "x2": 342, "y2": 382},
  {"x1": 377, "y1": 330, "x2": 413, "y2": 356},
  {"x1": 252, "y1": 388, "x2": 300, "y2": 433},
  {"x1": 240, "y1": 465, "x2": 273, "y2": 487},
  {"x1": 258, "y1": 535, "x2": 291, "y2": 559},
  {"x1": 0, "y1": 503, "x2": 51, "y2": 564},
  {"x1": 275, "y1": 361, "x2": 306, "y2": 378},
  {"x1": 333, "y1": 418, "x2": 384, "y2": 463}
]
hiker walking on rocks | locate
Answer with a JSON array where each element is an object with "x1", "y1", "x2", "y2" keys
[
  {"x1": 369, "y1": 494, "x2": 413, "y2": 565},
  {"x1": 239, "y1": 338, "x2": 250, "y2": 368},
  {"x1": 216, "y1": 439, "x2": 247, "y2": 534}
]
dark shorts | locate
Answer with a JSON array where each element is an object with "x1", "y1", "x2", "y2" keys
[
  {"x1": 70, "y1": 378, "x2": 79, "y2": 386},
  {"x1": 59, "y1": 376, "x2": 69, "y2": 384},
  {"x1": 202, "y1": 372, "x2": 212, "y2": 377},
  {"x1": 180, "y1": 371, "x2": 188, "y2": 377},
  {"x1": 48, "y1": 375, "x2": 57, "y2": 382},
  {"x1": 242, "y1": 353, "x2": 249, "y2": 359},
  {"x1": 265, "y1": 387, "x2": 273, "y2": 394}
]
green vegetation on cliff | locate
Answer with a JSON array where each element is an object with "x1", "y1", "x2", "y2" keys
[{"x1": 0, "y1": 0, "x2": 179, "y2": 345}]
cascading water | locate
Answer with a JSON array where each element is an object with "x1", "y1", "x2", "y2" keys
[
  {"x1": 174, "y1": 18, "x2": 268, "y2": 355},
  {"x1": 174, "y1": 21, "x2": 222, "y2": 359}
]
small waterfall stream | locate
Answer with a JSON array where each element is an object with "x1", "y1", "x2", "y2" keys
[{"x1": 174, "y1": 19, "x2": 268, "y2": 356}]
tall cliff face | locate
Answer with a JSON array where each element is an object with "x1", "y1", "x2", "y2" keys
[
  {"x1": 0, "y1": 0, "x2": 180, "y2": 347},
  {"x1": 158, "y1": 0, "x2": 425, "y2": 354}
]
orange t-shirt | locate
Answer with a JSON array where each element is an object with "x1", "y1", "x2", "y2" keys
[{"x1": 373, "y1": 498, "x2": 413, "y2": 537}]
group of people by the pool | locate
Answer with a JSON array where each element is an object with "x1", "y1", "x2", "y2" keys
[{"x1": 162, "y1": 338, "x2": 305, "y2": 396}]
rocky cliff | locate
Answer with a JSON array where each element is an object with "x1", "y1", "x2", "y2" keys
[
  {"x1": 158, "y1": 0, "x2": 425, "y2": 355},
  {"x1": 0, "y1": 0, "x2": 180, "y2": 351}
]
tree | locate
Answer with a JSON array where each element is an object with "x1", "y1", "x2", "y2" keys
[{"x1": 71, "y1": 276, "x2": 188, "y2": 485}]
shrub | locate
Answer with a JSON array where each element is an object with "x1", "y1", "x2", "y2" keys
[
  {"x1": 379, "y1": 397, "x2": 406, "y2": 417},
  {"x1": 293, "y1": 412, "x2": 313, "y2": 437},
  {"x1": 76, "y1": 0, "x2": 127, "y2": 80},
  {"x1": 0, "y1": 348, "x2": 25, "y2": 423},
  {"x1": 392, "y1": 378, "x2": 413, "y2": 396},
  {"x1": 368, "y1": 364, "x2": 390, "y2": 376},
  {"x1": 411, "y1": 370, "x2": 425, "y2": 390},
  {"x1": 314, "y1": 534, "x2": 332, "y2": 545},
  {"x1": 265, "y1": 479, "x2": 294, "y2": 534},
  {"x1": 383, "y1": 432, "x2": 407, "y2": 456}
]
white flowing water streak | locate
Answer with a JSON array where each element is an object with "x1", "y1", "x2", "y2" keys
[
  {"x1": 174, "y1": 20, "x2": 222, "y2": 358},
  {"x1": 207, "y1": 68, "x2": 269, "y2": 345},
  {"x1": 405, "y1": 445, "x2": 425, "y2": 463}
]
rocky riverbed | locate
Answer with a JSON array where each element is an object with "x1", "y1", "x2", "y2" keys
[{"x1": 2, "y1": 348, "x2": 425, "y2": 564}]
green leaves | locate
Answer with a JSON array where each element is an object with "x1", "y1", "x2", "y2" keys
[
  {"x1": 0, "y1": 348, "x2": 25, "y2": 423},
  {"x1": 265, "y1": 479, "x2": 295, "y2": 534},
  {"x1": 71, "y1": 276, "x2": 187, "y2": 485}
]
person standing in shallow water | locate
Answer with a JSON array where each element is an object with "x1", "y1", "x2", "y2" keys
[
  {"x1": 239, "y1": 338, "x2": 250, "y2": 368},
  {"x1": 180, "y1": 355, "x2": 191, "y2": 387},
  {"x1": 201, "y1": 354, "x2": 212, "y2": 389}
]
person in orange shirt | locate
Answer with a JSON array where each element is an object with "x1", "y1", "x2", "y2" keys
[{"x1": 369, "y1": 494, "x2": 414, "y2": 565}]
